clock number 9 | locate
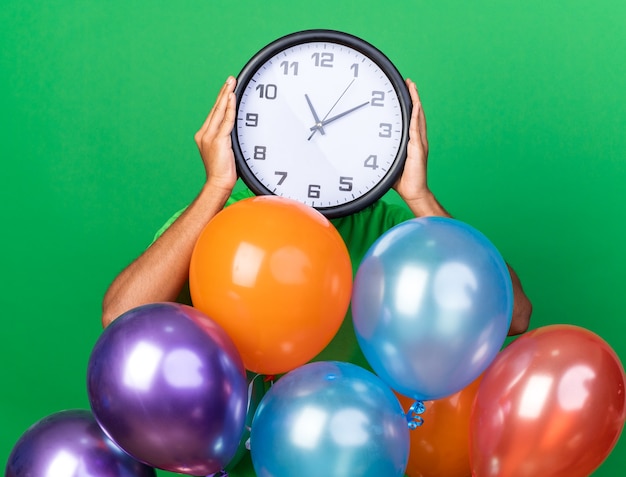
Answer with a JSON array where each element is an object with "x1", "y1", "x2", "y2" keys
[
  {"x1": 245, "y1": 113, "x2": 258, "y2": 127},
  {"x1": 311, "y1": 52, "x2": 334, "y2": 68},
  {"x1": 256, "y1": 83, "x2": 278, "y2": 100}
]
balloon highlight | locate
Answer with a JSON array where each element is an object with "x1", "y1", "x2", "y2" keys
[
  {"x1": 250, "y1": 361, "x2": 410, "y2": 477},
  {"x1": 5, "y1": 409, "x2": 155, "y2": 477},
  {"x1": 87, "y1": 302, "x2": 247, "y2": 476},
  {"x1": 470, "y1": 325, "x2": 626, "y2": 477},
  {"x1": 352, "y1": 217, "x2": 512, "y2": 400},
  {"x1": 190, "y1": 196, "x2": 352, "y2": 374}
]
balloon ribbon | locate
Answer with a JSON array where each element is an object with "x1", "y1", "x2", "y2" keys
[{"x1": 406, "y1": 400, "x2": 426, "y2": 429}]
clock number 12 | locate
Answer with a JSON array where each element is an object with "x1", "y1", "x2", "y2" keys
[{"x1": 311, "y1": 52, "x2": 334, "y2": 68}]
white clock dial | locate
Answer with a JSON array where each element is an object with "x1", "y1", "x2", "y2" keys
[{"x1": 233, "y1": 31, "x2": 410, "y2": 218}]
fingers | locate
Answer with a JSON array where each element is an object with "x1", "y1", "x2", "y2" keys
[
  {"x1": 405, "y1": 78, "x2": 428, "y2": 155},
  {"x1": 195, "y1": 76, "x2": 236, "y2": 146},
  {"x1": 217, "y1": 91, "x2": 236, "y2": 137},
  {"x1": 405, "y1": 78, "x2": 421, "y2": 141},
  {"x1": 406, "y1": 78, "x2": 422, "y2": 108}
]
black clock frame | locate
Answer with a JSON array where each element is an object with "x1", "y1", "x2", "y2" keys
[{"x1": 232, "y1": 29, "x2": 412, "y2": 218}]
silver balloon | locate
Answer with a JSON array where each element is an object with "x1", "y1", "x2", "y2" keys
[
  {"x1": 250, "y1": 361, "x2": 409, "y2": 477},
  {"x1": 352, "y1": 217, "x2": 513, "y2": 400}
]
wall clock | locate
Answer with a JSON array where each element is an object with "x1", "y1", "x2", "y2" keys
[{"x1": 232, "y1": 29, "x2": 411, "y2": 218}]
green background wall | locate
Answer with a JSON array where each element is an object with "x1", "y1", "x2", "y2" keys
[{"x1": 2, "y1": 0, "x2": 625, "y2": 475}]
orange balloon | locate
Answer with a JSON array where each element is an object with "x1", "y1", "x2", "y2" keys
[
  {"x1": 396, "y1": 376, "x2": 482, "y2": 477},
  {"x1": 189, "y1": 196, "x2": 352, "y2": 375},
  {"x1": 470, "y1": 325, "x2": 626, "y2": 477}
]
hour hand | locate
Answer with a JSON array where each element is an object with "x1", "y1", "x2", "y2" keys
[{"x1": 305, "y1": 94, "x2": 325, "y2": 136}]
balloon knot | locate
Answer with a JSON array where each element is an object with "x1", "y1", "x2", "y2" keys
[
  {"x1": 206, "y1": 470, "x2": 228, "y2": 477},
  {"x1": 406, "y1": 400, "x2": 425, "y2": 430},
  {"x1": 263, "y1": 375, "x2": 275, "y2": 382}
]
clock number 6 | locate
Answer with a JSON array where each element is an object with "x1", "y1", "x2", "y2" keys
[{"x1": 308, "y1": 184, "x2": 321, "y2": 199}]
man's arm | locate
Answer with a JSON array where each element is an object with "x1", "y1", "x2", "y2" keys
[
  {"x1": 393, "y1": 79, "x2": 532, "y2": 335},
  {"x1": 101, "y1": 77, "x2": 238, "y2": 327}
]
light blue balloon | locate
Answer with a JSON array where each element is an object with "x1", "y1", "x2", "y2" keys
[
  {"x1": 352, "y1": 217, "x2": 513, "y2": 401},
  {"x1": 250, "y1": 361, "x2": 409, "y2": 477}
]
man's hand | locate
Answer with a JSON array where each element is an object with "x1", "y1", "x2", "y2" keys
[
  {"x1": 393, "y1": 79, "x2": 429, "y2": 202},
  {"x1": 394, "y1": 78, "x2": 448, "y2": 217},
  {"x1": 194, "y1": 76, "x2": 238, "y2": 194}
]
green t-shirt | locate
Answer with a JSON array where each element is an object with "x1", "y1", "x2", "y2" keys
[{"x1": 154, "y1": 189, "x2": 414, "y2": 476}]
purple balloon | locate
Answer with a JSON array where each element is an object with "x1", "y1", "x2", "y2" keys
[
  {"x1": 87, "y1": 303, "x2": 247, "y2": 476},
  {"x1": 5, "y1": 409, "x2": 155, "y2": 477}
]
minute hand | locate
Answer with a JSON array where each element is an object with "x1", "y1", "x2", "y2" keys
[{"x1": 312, "y1": 101, "x2": 370, "y2": 130}]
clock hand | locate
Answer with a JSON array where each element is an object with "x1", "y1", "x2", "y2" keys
[
  {"x1": 321, "y1": 78, "x2": 355, "y2": 121},
  {"x1": 305, "y1": 94, "x2": 325, "y2": 136},
  {"x1": 310, "y1": 101, "x2": 370, "y2": 129},
  {"x1": 309, "y1": 78, "x2": 356, "y2": 140}
]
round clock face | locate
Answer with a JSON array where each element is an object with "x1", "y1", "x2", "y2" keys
[{"x1": 233, "y1": 30, "x2": 411, "y2": 218}]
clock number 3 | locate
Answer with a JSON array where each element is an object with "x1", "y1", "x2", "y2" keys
[{"x1": 379, "y1": 123, "x2": 392, "y2": 138}]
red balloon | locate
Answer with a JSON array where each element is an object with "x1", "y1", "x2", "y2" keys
[{"x1": 470, "y1": 325, "x2": 626, "y2": 477}]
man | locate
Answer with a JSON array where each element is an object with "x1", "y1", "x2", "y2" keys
[
  {"x1": 101, "y1": 75, "x2": 532, "y2": 475},
  {"x1": 102, "y1": 75, "x2": 531, "y2": 332}
]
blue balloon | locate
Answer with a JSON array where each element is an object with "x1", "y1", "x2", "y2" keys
[
  {"x1": 250, "y1": 361, "x2": 409, "y2": 477},
  {"x1": 87, "y1": 303, "x2": 247, "y2": 476},
  {"x1": 352, "y1": 217, "x2": 513, "y2": 401},
  {"x1": 5, "y1": 409, "x2": 155, "y2": 477}
]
